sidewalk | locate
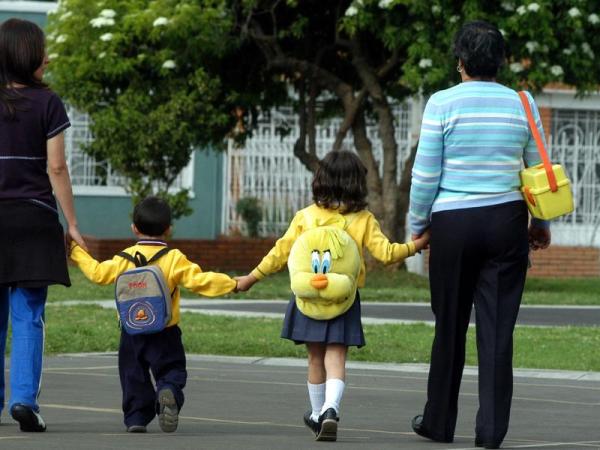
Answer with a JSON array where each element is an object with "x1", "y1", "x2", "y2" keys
[{"x1": 1, "y1": 353, "x2": 599, "y2": 450}]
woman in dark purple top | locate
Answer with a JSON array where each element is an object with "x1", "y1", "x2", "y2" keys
[{"x1": 0, "y1": 18, "x2": 86, "y2": 432}]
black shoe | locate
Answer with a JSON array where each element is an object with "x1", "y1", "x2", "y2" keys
[
  {"x1": 127, "y1": 425, "x2": 147, "y2": 433},
  {"x1": 10, "y1": 404, "x2": 46, "y2": 432},
  {"x1": 316, "y1": 408, "x2": 339, "y2": 442},
  {"x1": 411, "y1": 415, "x2": 452, "y2": 443},
  {"x1": 303, "y1": 411, "x2": 321, "y2": 437},
  {"x1": 157, "y1": 388, "x2": 179, "y2": 433},
  {"x1": 475, "y1": 437, "x2": 501, "y2": 448}
]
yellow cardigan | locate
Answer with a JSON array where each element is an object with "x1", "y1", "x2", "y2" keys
[
  {"x1": 251, "y1": 204, "x2": 417, "y2": 287},
  {"x1": 70, "y1": 242, "x2": 237, "y2": 327}
]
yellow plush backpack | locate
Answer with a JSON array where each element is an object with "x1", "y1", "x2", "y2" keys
[{"x1": 287, "y1": 210, "x2": 361, "y2": 320}]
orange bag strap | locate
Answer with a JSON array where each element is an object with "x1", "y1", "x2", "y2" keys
[{"x1": 518, "y1": 91, "x2": 558, "y2": 192}]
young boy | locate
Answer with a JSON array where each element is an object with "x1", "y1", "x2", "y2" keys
[{"x1": 69, "y1": 196, "x2": 237, "y2": 433}]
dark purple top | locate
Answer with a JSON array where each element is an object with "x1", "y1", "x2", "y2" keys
[{"x1": 0, "y1": 86, "x2": 71, "y2": 209}]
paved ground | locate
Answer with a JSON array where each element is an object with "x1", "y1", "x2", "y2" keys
[
  {"x1": 57, "y1": 300, "x2": 600, "y2": 328},
  {"x1": 1, "y1": 354, "x2": 599, "y2": 450},
  {"x1": 182, "y1": 300, "x2": 600, "y2": 327}
]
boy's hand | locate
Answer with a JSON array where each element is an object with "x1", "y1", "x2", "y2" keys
[
  {"x1": 234, "y1": 274, "x2": 258, "y2": 292},
  {"x1": 413, "y1": 229, "x2": 431, "y2": 252}
]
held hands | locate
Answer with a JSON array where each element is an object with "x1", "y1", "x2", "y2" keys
[
  {"x1": 412, "y1": 229, "x2": 431, "y2": 252},
  {"x1": 65, "y1": 224, "x2": 88, "y2": 254},
  {"x1": 234, "y1": 273, "x2": 259, "y2": 292}
]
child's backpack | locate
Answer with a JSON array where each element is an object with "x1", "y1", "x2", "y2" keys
[
  {"x1": 115, "y1": 248, "x2": 174, "y2": 335},
  {"x1": 287, "y1": 210, "x2": 361, "y2": 320}
]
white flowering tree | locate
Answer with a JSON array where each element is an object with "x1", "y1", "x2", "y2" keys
[
  {"x1": 48, "y1": 0, "x2": 600, "y2": 234},
  {"x1": 46, "y1": 0, "x2": 237, "y2": 218},
  {"x1": 233, "y1": 0, "x2": 600, "y2": 241}
]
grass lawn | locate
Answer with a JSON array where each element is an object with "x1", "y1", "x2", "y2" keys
[
  {"x1": 48, "y1": 267, "x2": 600, "y2": 305},
  {"x1": 21, "y1": 304, "x2": 598, "y2": 372}
]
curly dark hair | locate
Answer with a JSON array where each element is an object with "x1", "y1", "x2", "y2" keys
[
  {"x1": 453, "y1": 20, "x2": 505, "y2": 78},
  {"x1": 312, "y1": 150, "x2": 368, "y2": 213}
]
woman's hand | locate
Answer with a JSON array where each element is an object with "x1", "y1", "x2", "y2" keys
[
  {"x1": 528, "y1": 225, "x2": 551, "y2": 250},
  {"x1": 67, "y1": 224, "x2": 88, "y2": 252}
]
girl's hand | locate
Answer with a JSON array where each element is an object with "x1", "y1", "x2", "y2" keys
[
  {"x1": 234, "y1": 274, "x2": 258, "y2": 292},
  {"x1": 413, "y1": 229, "x2": 431, "y2": 252},
  {"x1": 68, "y1": 224, "x2": 88, "y2": 252}
]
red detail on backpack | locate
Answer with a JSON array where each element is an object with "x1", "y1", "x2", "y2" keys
[{"x1": 128, "y1": 281, "x2": 147, "y2": 289}]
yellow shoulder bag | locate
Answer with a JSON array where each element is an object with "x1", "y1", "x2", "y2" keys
[{"x1": 518, "y1": 91, "x2": 574, "y2": 220}]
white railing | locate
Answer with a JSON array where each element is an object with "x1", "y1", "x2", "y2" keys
[
  {"x1": 222, "y1": 103, "x2": 413, "y2": 236},
  {"x1": 222, "y1": 101, "x2": 600, "y2": 248},
  {"x1": 64, "y1": 107, "x2": 194, "y2": 196},
  {"x1": 549, "y1": 109, "x2": 600, "y2": 247}
]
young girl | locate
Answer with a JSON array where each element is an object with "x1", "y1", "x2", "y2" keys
[
  {"x1": 0, "y1": 18, "x2": 86, "y2": 431},
  {"x1": 236, "y1": 150, "x2": 430, "y2": 441}
]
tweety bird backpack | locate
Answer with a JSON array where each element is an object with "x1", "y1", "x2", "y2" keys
[
  {"x1": 288, "y1": 210, "x2": 361, "y2": 320},
  {"x1": 115, "y1": 248, "x2": 174, "y2": 335}
]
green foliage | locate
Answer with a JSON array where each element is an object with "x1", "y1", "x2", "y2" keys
[
  {"x1": 46, "y1": 0, "x2": 600, "y2": 222},
  {"x1": 336, "y1": 0, "x2": 600, "y2": 95},
  {"x1": 46, "y1": 0, "x2": 237, "y2": 219},
  {"x1": 235, "y1": 196, "x2": 262, "y2": 237},
  {"x1": 49, "y1": 266, "x2": 600, "y2": 306},
  {"x1": 35, "y1": 304, "x2": 600, "y2": 371}
]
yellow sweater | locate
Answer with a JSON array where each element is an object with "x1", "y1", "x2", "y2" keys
[
  {"x1": 71, "y1": 241, "x2": 237, "y2": 327},
  {"x1": 251, "y1": 204, "x2": 417, "y2": 287}
]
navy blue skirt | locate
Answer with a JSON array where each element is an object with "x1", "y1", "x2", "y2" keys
[{"x1": 281, "y1": 290, "x2": 365, "y2": 347}]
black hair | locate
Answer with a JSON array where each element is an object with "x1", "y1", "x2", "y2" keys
[
  {"x1": 312, "y1": 150, "x2": 368, "y2": 213},
  {"x1": 133, "y1": 196, "x2": 172, "y2": 237},
  {"x1": 453, "y1": 20, "x2": 505, "y2": 78},
  {"x1": 0, "y1": 18, "x2": 47, "y2": 119}
]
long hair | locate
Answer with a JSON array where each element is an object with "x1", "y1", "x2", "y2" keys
[
  {"x1": 0, "y1": 18, "x2": 47, "y2": 119},
  {"x1": 312, "y1": 150, "x2": 368, "y2": 213}
]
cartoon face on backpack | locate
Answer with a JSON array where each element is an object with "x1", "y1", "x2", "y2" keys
[{"x1": 288, "y1": 226, "x2": 361, "y2": 320}]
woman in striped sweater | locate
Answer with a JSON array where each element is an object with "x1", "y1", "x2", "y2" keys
[{"x1": 408, "y1": 21, "x2": 550, "y2": 449}]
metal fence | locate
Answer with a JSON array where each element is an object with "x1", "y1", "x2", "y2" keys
[
  {"x1": 222, "y1": 101, "x2": 600, "y2": 248},
  {"x1": 221, "y1": 103, "x2": 414, "y2": 236},
  {"x1": 64, "y1": 107, "x2": 194, "y2": 195},
  {"x1": 550, "y1": 109, "x2": 600, "y2": 246}
]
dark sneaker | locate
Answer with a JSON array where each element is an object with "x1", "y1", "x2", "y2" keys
[
  {"x1": 10, "y1": 404, "x2": 46, "y2": 432},
  {"x1": 303, "y1": 411, "x2": 321, "y2": 437},
  {"x1": 316, "y1": 408, "x2": 339, "y2": 442},
  {"x1": 157, "y1": 388, "x2": 178, "y2": 433},
  {"x1": 127, "y1": 425, "x2": 147, "y2": 433}
]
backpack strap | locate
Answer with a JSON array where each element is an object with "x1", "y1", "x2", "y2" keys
[
  {"x1": 146, "y1": 247, "x2": 172, "y2": 264},
  {"x1": 117, "y1": 248, "x2": 172, "y2": 267}
]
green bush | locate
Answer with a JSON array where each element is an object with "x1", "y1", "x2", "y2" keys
[{"x1": 236, "y1": 197, "x2": 262, "y2": 237}]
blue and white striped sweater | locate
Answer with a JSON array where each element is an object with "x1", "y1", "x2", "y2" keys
[{"x1": 409, "y1": 81, "x2": 548, "y2": 235}]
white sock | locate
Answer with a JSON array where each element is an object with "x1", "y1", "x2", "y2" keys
[
  {"x1": 307, "y1": 382, "x2": 325, "y2": 422},
  {"x1": 320, "y1": 378, "x2": 345, "y2": 416}
]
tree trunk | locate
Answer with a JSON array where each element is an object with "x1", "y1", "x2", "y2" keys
[{"x1": 352, "y1": 109, "x2": 384, "y2": 219}]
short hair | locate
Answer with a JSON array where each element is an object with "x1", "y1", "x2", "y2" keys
[
  {"x1": 453, "y1": 20, "x2": 505, "y2": 78},
  {"x1": 133, "y1": 196, "x2": 172, "y2": 237},
  {"x1": 312, "y1": 150, "x2": 368, "y2": 213}
]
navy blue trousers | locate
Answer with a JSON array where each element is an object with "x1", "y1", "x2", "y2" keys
[
  {"x1": 422, "y1": 201, "x2": 529, "y2": 444},
  {"x1": 119, "y1": 325, "x2": 187, "y2": 427}
]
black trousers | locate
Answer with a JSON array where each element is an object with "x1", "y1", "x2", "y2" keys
[
  {"x1": 422, "y1": 201, "x2": 529, "y2": 444},
  {"x1": 119, "y1": 325, "x2": 187, "y2": 427}
]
